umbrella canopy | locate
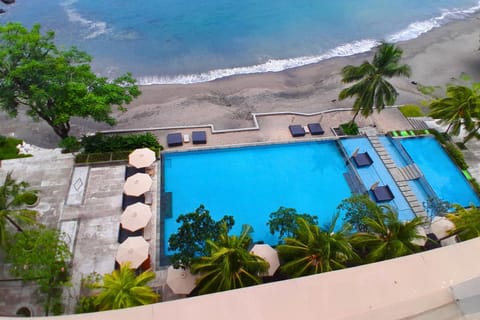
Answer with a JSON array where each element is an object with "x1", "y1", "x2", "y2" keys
[
  {"x1": 166, "y1": 266, "x2": 197, "y2": 295},
  {"x1": 129, "y1": 148, "x2": 156, "y2": 169},
  {"x1": 411, "y1": 226, "x2": 427, "y2": 246},
  {"x1": 249, "y1": 244, "x2": 280, "y2": 276},
  {"x1": 116, "y1": 236, "x2": 149, "y2": 269},
  {"x1": 123, "y1": 173, "x2": 152, "y2": 196},
  {"x1": 430, "y1": 216, "x2": 455, "y2": 239},
  {"x1": 121, "y1": 203, "x2": 152, "y2": 232}
]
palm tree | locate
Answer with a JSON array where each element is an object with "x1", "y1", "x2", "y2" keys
[
  {"x1": 93, "y1": 263, "x2": 159, "y2": 311},
  {"x1": 276, "y1": 215, "x2": 356, "y2": 278},
  {"x1": 350, "y1": 206, "x2": 425, "y2": 263},
  {"x1": 339, "y1": 43, "x2": 411, "y2": 123},
  {"x1": 0, "y1": 172, "x2": 37, "y2": 248},
  {"x1": 428, "y1": 84, "x2": 480, "y2": 142},
  {"x1": 446, "y1": 205, "x2": 480, "y2": 241},
  {"x1": 190, "y1": 224, "x2": 269, "y2": 295}
]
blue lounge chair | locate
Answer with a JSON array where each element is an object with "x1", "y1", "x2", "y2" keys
[
  {"x1": 289, "y1": 125, "x2": 306, "y2": 137},
  {"x1": 192, "y1": 131, "x2": 207, "y2": 144},
  {"x1": 125, "y1": 166, "x2": 146, "y2": 180},
  {"x1": 352, "y1": 152, "x2": 373, "y2": 167},
  {"x1": 372, "y1": 185, "x2": 394, "y2": 202},
  {"x1": 167, "y1": 133, "x2": 183, "y2": 147},
  {"x1": 307, "y1": 123, "x2": 325, "y2": 135}
]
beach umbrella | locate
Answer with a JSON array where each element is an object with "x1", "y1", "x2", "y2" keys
[
  {"x1": 249, "y1": 244, "x2": 280, "y2": 276},
  {"x1": 115, "y1": 236, "x2": 149, "y2": 269},
  {"x1": 166, "y1": 266, "x2": 198, "y2": 295},
  {"x1": 121, "y1": 203, "x2": 152, "y2": 232},
  {"x1": 411, "y1": 225, "x2": 427, "y2": 247},
  {"x1": 430, "y1": 216, "x2": 455, "y2": 239},
  {"x1": 123, "y1": 173, "x2": 152, "y2": 196},
  {"x1": 129, "y1": 148, "x2": 156, "y2": 169}
]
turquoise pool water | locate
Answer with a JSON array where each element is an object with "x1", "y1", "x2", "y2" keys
[
  {"x1": 401, "y1": 137, "x2": 480, "y2": 207},
  {"x1": 163, "y1": 141, "x2": 352, "y2": 253}
]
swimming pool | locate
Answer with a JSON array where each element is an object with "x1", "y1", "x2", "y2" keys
[
  {"x1": 400, "y1": 137, "x2": 480, "y2": 207},
  {"x1": 162, "y1": 141, "x2": 352, "y2": 253}
]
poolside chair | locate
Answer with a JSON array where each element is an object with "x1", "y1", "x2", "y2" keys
[
  {"x1": 371, "y1": 185, "x2": 394, "y2": 202},
  {"x1": 122, "y1": 194, "x2": 145, "y2": 210},
  {"x1": 289, "y1": 125, "x2": 306, "y2": 137},
  {"x1": 307, "y1": 123, "x2": 325, "y2": 135},
  {"x1": 118, "y1": 224, "x2": 144, "y2": 243},
  {"x1": 352, "y1": 152, "x2": 373, "y2": 167},
  {"x1": 167, "y1": 133, "x2": 183, "y2": 147},
  {"x1": 192, "y1": 131, "x2": 207, "y2": 144},
  {"x1": 125, "y1": 166, "x2": 146, "y2": 180}
]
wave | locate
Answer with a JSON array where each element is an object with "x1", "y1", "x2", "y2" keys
[
  {"x1": 136, "y1": 1, "x2": 480, "y2": 85},
  {"x1": 61, "y1": 0, "x2": 110, "y2": 40}
]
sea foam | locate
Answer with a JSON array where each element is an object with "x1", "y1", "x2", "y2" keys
[{"x1": 61, "y1": 0, "x2": 110, "y2": 40}]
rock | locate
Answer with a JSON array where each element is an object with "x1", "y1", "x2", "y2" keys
[{"x1": 1, "y1": 0, "x2": 14, "y2": 4}]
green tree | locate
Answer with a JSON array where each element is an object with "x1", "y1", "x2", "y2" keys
[
  {"x1": 0, "y1": 22, "x2": 141, "y2": 139},
  {"x1": 6, "y1": 226, "x2": 72, "y2": 315},
  {"x1": 276, "y1": 215, "x2": 356, "y2": 278},
  {"x1": 339, "y1": 43, "x2": 411, "y2": 123},
  {"x1": 92, "y1": 263, "x2": 159, "y2": 311},
  {"x1": 0, "y1": 172, "x2": 37, "y2": 248},
  {"x1": 336, "y1": 194, "x2": 382, "y2": 232},
  {"x1": 267, "y1": 206, "x2": 318, "y2": 240},
  {"x1": 446, "y1": 205, "x2": 480, "y2": 241},
  {"x1": 168, "y1": 204, "x2": 234, "y2": 268},
  {"x1": 350, "y1": 207, "x2": 425, "y2": 263},
  {"x1": 190, "y1": 224, "x2": 268, "y2": 295},
  {"x1": 428, "y1": 84, "x2": 480, "y2": 142}
]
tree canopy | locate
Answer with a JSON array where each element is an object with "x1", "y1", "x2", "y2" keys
[
  {"x1": 168, "y1": 204, "x2": 234, "y2": 268},
  {"x1": 267, "y1": 206, "x2": 318, "y2": 241},
  {"x1": 0, "y1": 22, "x2": 141, "y2": 139},
  {"x1": 446, "y1": 205, "x2": 480, "y2": 241},
  {"x1": 336, "y1": 194, "x2": 382, "y2": 232}
]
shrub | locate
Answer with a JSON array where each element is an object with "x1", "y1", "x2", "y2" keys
[
  {"x1": 111, "y1": 151, "x2": 130, "y2": 160},
  {"x1": 470, "y1": 178, "x2": 480, "y2": 195},
  {"x1": 75, "y1": 154, "x2": 88, "y2": 163},
  {"x1": 399, "y1": 104, "x2": 423, "y2": 117},
  {"x1": 0, "y1": 135, "x2": 7, "y2": 147},
  {"x1": 445, "y1": 142, "x2": 468, "y2": 170},
  {"x1": 429, "y1": 128, "x2": 449, "y2": 145},
  {"x1": 456, "y1": 142, "x2": 467, "y2": 150},
  {"x1": 18, "y1": 192, "x2": 38, "y2": 206},
  {"x1": 81, "y1": 133, "x2": 161, "y2": 153},
  {"x1": 0, "y1": 136, "x2": 31, "y2": 160},
  {"x1": 87, "y1": 153, "x2": 111, "y2": 162},
  {"x1": 59, "y1": 136, "x2": 81, "y2": 153},
  {"x1": 340, "y1": 122, "x2": 359, "y2": 135}
]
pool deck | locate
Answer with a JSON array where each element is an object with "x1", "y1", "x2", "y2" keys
[{"x1": 0, "y1": 108, "x2": 480, "y2": 318}]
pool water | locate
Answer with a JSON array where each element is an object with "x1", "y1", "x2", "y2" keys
[
  {"x1": 163, "y1": 141, "x2": 352, "y2": 253},
  {"x1": 401, "y1": 137, "x2": 480, "y2": 207}
]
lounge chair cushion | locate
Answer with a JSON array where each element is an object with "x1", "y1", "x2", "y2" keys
[
  {"x1": 125, "y1": 166, "x2": 146, "y2": 180},
  {"x1": 307, "y1": 123, "x2": 325, "y2": 135},
  {"x1": 192, "y1": 131, "x2": 207, "y2": 144},
  {"x1": 118, "y1": 225, "x2": 144, "y2": 243},
  {"x1": 352, "y1": 152, "x2": 373, "y2": 167},
  {"x1": 167, "y1": 133, "x2": 183, "y2": 147},
  {"x1": 372, "y1": 185, "x2": 394, "y2": 202},
  {"x1": 122, "y1": 194, "x2": 145, "y2": 210},
  {"x1": 289, "y1": 125, "x2": 306, "y2": 137}
]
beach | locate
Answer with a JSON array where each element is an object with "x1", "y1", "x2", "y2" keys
[{"x1": 1, "y1": 12, "x2": 480, "y2": 147}]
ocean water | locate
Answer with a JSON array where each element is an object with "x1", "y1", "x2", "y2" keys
[{"x1": 1, "y1": 0, "x2": 479, "y2": 84}]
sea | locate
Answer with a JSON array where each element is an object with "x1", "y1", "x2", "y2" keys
[{"x1": 1, "y1": 0, "x2": 479, "y2": 84}]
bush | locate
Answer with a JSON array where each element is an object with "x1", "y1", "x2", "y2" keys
[
  {"x1": 429, "y1": 128, "x2": 449, "y2": 145},
  {"x1": 399, "y1": 104, "x2": 423, "y2": 117},
  {"x1": 470, "y1": 178, "x2": 480, "y2": 195},
  {"x1": 0, "y1": 136, "x2": 31, "y2": 160},
  {"x1": 340, "y1": 122, "x2": 359, "y2": 135},
  {"x1": 456, "y1": 142, "x2": 467, "y2": 150},
  {"x1": 111, "y1": 151, "x2": 130, "y2": 160},
  {"x1": 81, "y1": 133, "x2": 161, "y2": 153},
  {"x1": 445, "y1": 142, "x2": 468, "y2": 170},
  {"x1": 59, "y1": 136, "x2": 81, "y2": 153},
  {"x1": 18, "y1": 192, "x2": 38, "y2": 206},
  {"x1": 75, "y1": 154, "x2": 88, "y2": 163},
  {"x1": 87, "y1": 153, "x2": 111, "y2": 162},
  {"x1": 0, "y1": 135, "x2": 7, "y2": 147}
]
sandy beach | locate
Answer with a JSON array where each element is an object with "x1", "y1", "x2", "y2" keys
[{"x1": 1, "y1": 13, "x2": 480, "y2": 147}]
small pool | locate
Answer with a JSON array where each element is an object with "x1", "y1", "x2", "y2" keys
[
  {"x1": 401, "y1": 137, "x2": 480, "y2": 207},
  {"x1": 163, "y1": 141, "x2": 352, "y2": 254}
]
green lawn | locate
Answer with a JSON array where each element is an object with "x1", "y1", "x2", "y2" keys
[
  {"x1": 399, "y1": 104, "x2": 424, "y2": 117},
  {"x1": 0, "y1": 136, "x2": 32, "y2": 160}
]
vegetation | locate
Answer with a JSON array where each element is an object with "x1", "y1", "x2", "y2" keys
[
  {"x1": 190, "y1": 224, "x2": 268, "y2": 295},
  {"x1": 59, "y1": 136, "x2": 81, "y2": 153},
  {"x1": 6, "y1": 226, "x2": 72, "y2": 315},
  {"x1": 339, "y1": 43, "x2": 411, "y2": 124},
  {"x1": 0, "y1": 172, "x2": 37, "y2": 248},
  {"x1": 399, "y1": 104, "x2": 424, "y2": 117},
  {"x1": 168, "y1": 205, "x2": 234, "y2": 268},
  {"x1": 350, "y1": 207, "x2": 425, "y2": 263},
  {"x1": 0, "y1": 136, "x2": 31, "y2": 160},
  {"x1": 81, "y1": 133, "x2": 161, "y2": 153},
  {"x1": 446, "y1": 205, "x2": 480, "y2": 241},
  {"x1": 339, "y1": 122, "x2": 359, "y2": 135},
  {"x1": 267, "y1": 206, "x2": 318, "y2": 240},
  {"x1": 0, "y1": 22, "x2": 140, "y2": 139},
  {"x1": 444, "y1": 142, "x2": 469, "y2": 170},
  {"x1": 337, "y1": 194, "x2": 382, "y2": 232},
  {"x1": 91, "y1": 263, "x2": 159, "y2": 311},
  {"x1": 277, "y1": 215, "x2": 356, "y2": 278}
]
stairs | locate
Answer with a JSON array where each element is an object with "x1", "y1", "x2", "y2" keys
[{"x1": 407, "y1": 117, "x2": 429, "y2": 130}]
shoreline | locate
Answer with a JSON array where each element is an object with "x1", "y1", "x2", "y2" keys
[{"x1": 1, "y1": 13, "x2": 480, "y2": 147}]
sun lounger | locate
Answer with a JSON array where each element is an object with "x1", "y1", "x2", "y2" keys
[
  {"x1": 192, "y1": 131, "x2": 207, "y2": 144},
  {"x1": 125, "y1": 166, "x2": 146, "y2": 180},
  {"x1": 118, "y1": 224, "x2": 144, "y2": 243},
  {"x1": 462, "y1": 170, "x2": 472, "y2": 180},
  {"x1": 400, "y1": 131, "x2": 409, "y2": 137},
  {"x1": 392, "y1": 131, "x2": 399, "y2": 137},
  {"x1": 371, "y1": 185, "x2": 394, "y2": 202},
  {"x1": 289, "y1": 125, "x2": 306, "y2": 137},
  {"x1": 307, "y1": 123, "x2": 325, "y2": 135},
  {"x1": 352, "y1": 152, "x2": 373, "y2": 167},
  {"x1": 167, "y1": 133, "x2": 183, "y2": 147},
  {"x1": 122, "y1": 194, "x2": 145, "y2": 210},
  {"x1": 409, "y1": 130, "x2": 415, "y2": 136}
]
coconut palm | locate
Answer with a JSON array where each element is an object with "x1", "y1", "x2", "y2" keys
[
  {"x1": 93, "y1": 263, "x2": 159, "y2": 311},
  {"x1": 446, "y1": 205, "x2": 480, "y2": 241},
  {"x1": 190, "y1": 224, "x2": 269, "y2": 295},
  {"x1": 429, "y1": 84, "x2": 480, "y2": 142},
  {"x1": 0, "y1": 172, "x2": 38, "y2": 248},
  {"x1": 339, "y1": 43, "x2": 411, "y2": 123},
  {"x1": 350, "y1": 206, "x2": 425, "y2": 263},
  {"x1": 276, "y1": 215, "x2": 356, "y2": 278}
]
